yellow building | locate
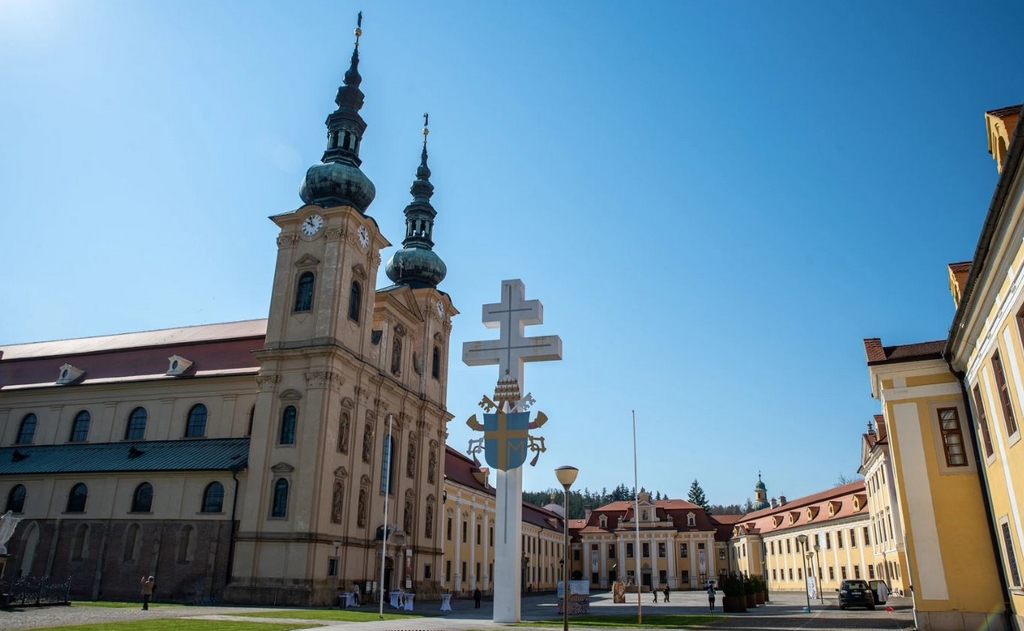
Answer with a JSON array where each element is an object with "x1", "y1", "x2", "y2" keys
[
  {"x1": 864, "y1": 338, "x2": 1005, "y2": 630},
  {"x1": 857, "y1": 414, "x2": 911, "y2": 596},
  {"x1": 441, "y1": 447, "x2": 564, "y2": 595},
  {"x1": 729, "y1": 482, "x2": 872, "y2": 594}
]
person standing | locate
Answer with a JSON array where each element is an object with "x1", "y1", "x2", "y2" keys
[
  {"x1": 876, "y1": 581, "x2": 889, "y2": 604},
  {"x1": 140, "y1": 575, "x2": 155, "y2": 610},
  {"x1": 473, "y1": 587, "x2": 482, "y2": 608},
  {"x1": 706, "y1": 581, "x2": 716, "y2": 612},
  {"x1": 652, "y1": 587, "x2": 658, "y2": 603},
  {"x1": 663, "y1": 584, "x2": 670, "y2": 603}
]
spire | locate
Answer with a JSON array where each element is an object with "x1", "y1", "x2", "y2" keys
[
  {"x1": 384, "y1": 114, "x2": 448, "y2": 288},
  {"x1": 298, "y1": 11, "x2": 377, "y2": 213}
]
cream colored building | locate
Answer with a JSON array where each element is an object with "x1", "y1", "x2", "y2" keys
[
  {"x1": 858, "y1": 414, "x2": 910, "y2": 596},
  {"x1": 441, "y1": 447, "x2": 564, "y2": 595},
  {"x1": 1, "y1": 31, "x2": 458, "y2": 605}
]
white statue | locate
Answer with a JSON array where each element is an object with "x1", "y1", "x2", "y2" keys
[{"x1": 0, "y1": 510, "x2": 22, "y2": 555}]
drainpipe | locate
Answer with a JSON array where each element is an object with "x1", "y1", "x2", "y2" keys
[
  {"x1": 947, "y1": 364, "x2": 1013, "y2": 629},
  {"x1": 225, "y1": 465, "x2": 243, "y2": 586}
]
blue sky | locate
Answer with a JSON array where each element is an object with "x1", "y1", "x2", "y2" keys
[{"x1": 2, "y1": 1, "x2": 1023, "y2": 507}]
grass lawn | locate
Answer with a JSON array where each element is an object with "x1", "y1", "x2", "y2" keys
[
  {"x1": 72, "y1": 601, "x2": 183, "y2": 608},
  {"x1": 242, "y1": 608, "x2": 421, "y2": 621},
  {"x1": 30, "y1": 620, "x2": 311, "y2": 631},
  {"x1": 519, "y1": 613, "x2": 723, "y2": 628}
]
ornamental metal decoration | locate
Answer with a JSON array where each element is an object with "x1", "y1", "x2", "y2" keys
[{"x1": 466, "y1": 376, "x2": 547, "y2": 471}]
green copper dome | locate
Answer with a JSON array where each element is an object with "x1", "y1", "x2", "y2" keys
[{"x1": 385, "y1": 116, "x2": 447, "y2": 289}]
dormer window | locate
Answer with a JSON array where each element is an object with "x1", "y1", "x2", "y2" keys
[
  {"x1": 166, "y1": 355, "x2": 193, "y2": 376},
  {"x1": 57, "y1": 363, "x2": 85, "y2": 385},
  {"x1": 641, "y1": 510, "x2": 649, "y2": 521},
  {"x1": 687, "y1": 512, "x2": 696, "y2": 527},
  {"x1": 599, "y1": 515, "x2": 608, "y2": 529}
]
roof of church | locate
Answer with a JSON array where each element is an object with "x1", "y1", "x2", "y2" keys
[
  {"x1": 0, "y1": 320, "x2": 266, "y2": 390},
  {"x1": 444, "y1": 446, "x2": 563, "y2": 533},
  {"x1": 0, "y1": 437, "x2": 249, "y2": 475}
]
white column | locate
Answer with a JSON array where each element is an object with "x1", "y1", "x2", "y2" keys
[
  {"x1": 483, "y1": 518, "x2": 491, "y2": 590},
  {"x1": 453, "y1": 504, "x2": 462, "y2": 592},
  {"x1": 470, "y1": 510, "x2": 478, "y2": 588}
]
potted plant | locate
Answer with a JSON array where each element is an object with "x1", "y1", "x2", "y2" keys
[
  {"x1": 721, "y1": 573, "x2": 746, "y2": 613},
  {"x1": 743, "y1": 576, "x2": 757, "y2": 608},
  {"x1": 751, "y1": 576, "x2": 766, "y2": 605}
]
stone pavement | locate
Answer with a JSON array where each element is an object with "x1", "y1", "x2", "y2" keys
[{"x1": 1, "y1": 589, "x2": 915, "y2": 630}]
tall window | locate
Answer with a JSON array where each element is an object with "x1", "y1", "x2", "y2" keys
[
  {"x1": 680, "y1": 542, "x2": 688, "y2": 558},
  {"x1": 186, "y1": 404, "x2": 207, "y2": 438},
  {"x1": 1001, "y1": 521, "x2": 1022, "y2": 587},
  {"x1": 432, "y1": 347, "x2": 441, "y2": 379},
  {"x1": 125, "y1": 407, "x2": 147, "y2": 440},
  {"x1": 992, "y1": 351, "x2": 1019, "y2": 436},
  {"x1": 6, "y1": 484, "x2": 26, "y2": 513},
  {"x1": 202, "y1": 482, "x2": 224, "y2": 513},
  {"x1": 131, "y1": 482, "x2": 153, "y2": 512},
  {"x1": 271, "y1": 479, "x2": 289, "y2": 518},
  {"x1": 626, "y1": 542, "x2": 634, "y2": 558},
  {"x1": 938, "y1": 407, "x2": 968, "y2": 466},
  {"x1": 66, "y1": 483, "x2": 88, "y2": 513},
  {"x1": 348, "y1": 281, "x2": 361, "y2": 322},
  {"x1": 974, "y1": 384, "x2": 995, "y2": 458},
  {"x1": 280, "y1": 406, "x2": 297, "y2": 445},
  {"x1": 380, "y1": 435, "x2": 395, "y2": 494},
  {"x1": 294, "y1": 272, "x2": 314, "y2": 312},
  {"x1": 16, "y1": 414, "x2": 37, "y2": 444},
  {"x1": 69, "y1": 411, "x2": 90, "y2": 442}
]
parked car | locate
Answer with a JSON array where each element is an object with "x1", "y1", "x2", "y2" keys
[{"x1": 838, "y1": 579, "x2": 875, "y2": 609}]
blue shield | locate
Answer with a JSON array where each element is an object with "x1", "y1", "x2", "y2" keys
[{"x1": 483, "y1": 411, "x2": 530, "y2": 471}]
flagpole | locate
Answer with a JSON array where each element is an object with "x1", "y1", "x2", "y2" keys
[
  {"x1": 632, "y1": 409, "x2": 642, "y2": 624},
  {"x1": 379, "y1": 413, "x2": 394, "y2": 619}
]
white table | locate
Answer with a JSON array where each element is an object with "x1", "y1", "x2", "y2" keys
[
  {"x1": 389, "y1": 591, "x2": 402, "y2": 609},
  {"x1": 440, "y1": 593, "x2": 453, "y2": 612},
  {"x1": 403, "y1": 594, "x2": 415, "y2": 611}
]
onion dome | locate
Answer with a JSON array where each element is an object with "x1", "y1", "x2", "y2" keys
[
  {"x1": 755, "y1": 473, "x2": 767, "y2": 491},
  {"x1": 299, "y1": 12, "x2": 376, "y2": 213},
  {"x1": 385, "y1": 114, "x2": 448, "y2": 288}
]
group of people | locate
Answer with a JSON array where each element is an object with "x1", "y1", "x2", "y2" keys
[{"x1": 651, "y1": 584, "x2": 671, "y2": 603}]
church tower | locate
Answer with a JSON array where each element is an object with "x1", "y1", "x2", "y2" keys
[
  {"x1": 752, "y1": 473, "x2": 770, "y2": 511},
  {"x1": 227, "y1": 15, "x2": 454, "y2": 605}
]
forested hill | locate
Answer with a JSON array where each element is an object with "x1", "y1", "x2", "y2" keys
[{"x1": 523, "y1": 482, "x2": 747, "y2": 519}]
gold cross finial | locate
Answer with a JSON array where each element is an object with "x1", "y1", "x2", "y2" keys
[{"x1": 354, "y1": 11, "x2": 363, "y2": 46}]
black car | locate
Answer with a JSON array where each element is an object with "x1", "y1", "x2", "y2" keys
[{"x1": 838, "y1": 579, "x2": 875, "y2": 609}]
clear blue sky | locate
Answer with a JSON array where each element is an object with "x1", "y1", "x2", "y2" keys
[{"x1": 3, "y1": 1, "x2": 1023, "y2": 508}]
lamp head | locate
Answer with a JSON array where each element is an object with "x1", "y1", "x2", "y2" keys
[
  {"x1": 333, "y1": 540, "x2": 342, "y2": 549},
  {"x1": 797, "y1": 534, "x2": 808, "y2": 545},
  {"x1": 554, "y1": 465, "x2": 579, "y2": 489}
]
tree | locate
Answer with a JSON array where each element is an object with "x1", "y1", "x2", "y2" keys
[
  {"x1": 687, "y1": 479, "x2": 709, "y2": 510},
  {"x1": 835, "y1": 473, "x2": 861, "y2": 486}
]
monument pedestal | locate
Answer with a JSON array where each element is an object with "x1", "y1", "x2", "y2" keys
[{"x1": 492, "y1": 468, "x2": 524, "y2": 622}]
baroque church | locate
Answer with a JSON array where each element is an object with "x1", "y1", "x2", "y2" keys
[{"x1": 0, "y1": 19, "x2": 459, "y2": 605}]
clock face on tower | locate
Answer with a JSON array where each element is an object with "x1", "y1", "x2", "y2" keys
[
  {"x1": 357, "y1": 225, "x2": 370, "y2": 250},
  {"x1": 436, "y1": 300, "x2": 444, "y2": 318},
  {"x1": 301, "y1": 213, "x2": 324, "y2": 236}
]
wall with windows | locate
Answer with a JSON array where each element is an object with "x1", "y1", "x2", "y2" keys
[{"x1": 859, "y1": 415, "x2": 912, "y2": 596}]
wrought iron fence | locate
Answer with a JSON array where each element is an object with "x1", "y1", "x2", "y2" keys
[{"x1": 0, "y1": 575, "x2": 72, "y2": 608}]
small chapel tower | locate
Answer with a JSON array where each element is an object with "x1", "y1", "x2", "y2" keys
[{"x1": 752, "y1": 472, "x2": 770, "y2": 511}]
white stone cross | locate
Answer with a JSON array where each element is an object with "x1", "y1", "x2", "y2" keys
[{"x1": 462, "y1": 279, "x2": 562, "y2": 385}]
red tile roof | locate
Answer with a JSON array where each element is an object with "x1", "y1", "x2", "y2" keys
[
  {"x1": 734, "y1": 480, "x2": 867, "y2": 536},
  {"x1": 863, "y1": 338, "x2": 945, "y2": 365},
  {"x1": 0, "y1": 320, "x2": 266, "y2": 390},
  {"x1": 987, "y1": 104, "x2": 1023, "y2": 119},
  {"x1": 948, "y1": 261, "x2": 972, "y2": 274}
]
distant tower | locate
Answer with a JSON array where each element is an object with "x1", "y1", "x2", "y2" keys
[{"x1": 753, "y1": 472, "x2": 770, "y2": 511}]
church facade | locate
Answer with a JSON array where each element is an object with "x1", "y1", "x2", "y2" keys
[{"x1": 0, "y1": 23, "x2": 457, "y2": 605}]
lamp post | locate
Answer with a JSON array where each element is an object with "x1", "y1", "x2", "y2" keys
[
  {"x1": 555, "y1": 465, "x2": 579, "y2": 631},
  {"x1": 813, "y1": 542, "x2": 823, "y2": 604},
  {"x1": 797, "y1": 534, "x2": 811, "y2": 613}
]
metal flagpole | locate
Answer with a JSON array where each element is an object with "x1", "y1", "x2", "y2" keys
[
  {"x1": 379, "y1": 413, "x2": 394, "y2": 619},
  {"x1": 632, "y1": 410, "x2": 642, "y2": 624}
]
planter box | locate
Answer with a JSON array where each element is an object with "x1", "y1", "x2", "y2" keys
[
  {"x1": 722, "y1": 595, "x2": 746, "y2": 612},
  {"x1": 755, "y1": 590, "x2": 765, "y2": 605},
  {"x1": 745, "y1": 593, "x2": 757, "y2": 608}
]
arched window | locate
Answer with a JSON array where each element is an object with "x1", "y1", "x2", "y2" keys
[
  {"x1": 66, "y1": 483, "x2": 88, "y2": 513},
  {"x1": 71, "y1": 524, "x2": 88, "y2": 561},
  {"x1": 380, "y1": 435, "x2": 395, "y2": 495},
  {"x1": 348, "y1": 281, "x2": 362, "y2": 322},
  {"x1": 432, "y1": 347, "x2": 441, "y2": 379},
  {"x1": 391, "y1": 337, "x2": 402, "y2": 375},
  {"x1": 279, "y1": 406, "x2": 297, "y2": 445},
  {"x1": 131, "y1": 482, "x2": 153, "y2": 513},
  {"x1": 202, "y1": 481, "x2": 225, "y2": 513},
  {"x1": 6, "y1": 484, "x2": 26, "y2": 513},
  {"x1": 125, "y1": 407, "x2": 147, "y2": 440},
  {"x1": 16, "y1": 414, "x2": 37, "y2": 444},
  {"x1": 294, "y1": 272, "x2": 315, "y2": 312},
  {"x1": 271, "y1": 479, "x2": 289, "y2": 518},
  {"x1": 185, "y1": 404, "x2": 207, "y2": 438},
  {"x1": 69, "y1": 410, "x2": 90, "y2": 442},
  {"x1": 123, "y1": 523, "x2": 140, "y2": 562}
]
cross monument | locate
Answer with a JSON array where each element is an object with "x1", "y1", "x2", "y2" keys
[{"x1": 463, "y1": 279, "x2": 562, "y2": 622}]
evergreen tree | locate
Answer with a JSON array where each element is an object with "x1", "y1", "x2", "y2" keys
[{"x1": 687, "y1": 479, "x2": 709, "y2": 510}]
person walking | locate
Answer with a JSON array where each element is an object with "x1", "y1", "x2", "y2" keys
[
  {"x1": 706, "y1": 581, "x2": 716, "y2": 612},
  {"x1": 473, "y1": 587, "x2": 482, "y2": 608},
  {"x1": 652, "y1": 587, "x2": 658, "y2": 603},
  {"x1": 663, "y1": 584, "x2": 670, "y2": 603},
  {"x1": 140, "y1": 575, "x2": 155, "y2": 610}
]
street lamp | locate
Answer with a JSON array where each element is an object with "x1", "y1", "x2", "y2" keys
[
  {"x1": 555, "y1": 465, "x2": 579, "y2": 631},
  {"x1": 796, "y1": 534, "x2": 811, "y2": 613}
]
